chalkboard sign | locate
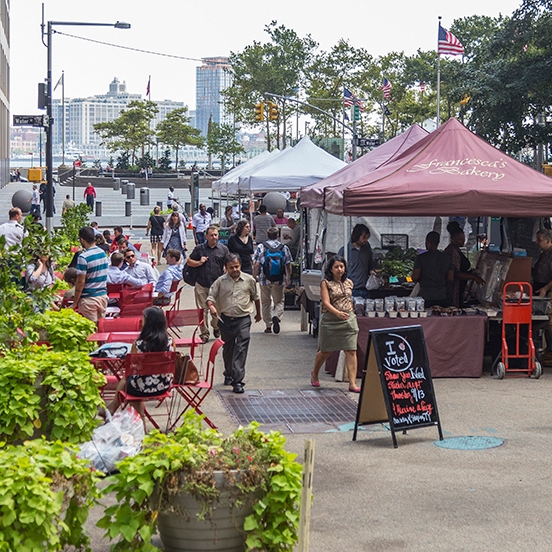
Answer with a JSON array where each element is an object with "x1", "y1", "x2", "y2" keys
[
  {"x1": 217, "y1": 228, "x2": 231, "y2": 246},
  {"x1": 353, "y1": 325, "x2": 443, "y2": 448}
]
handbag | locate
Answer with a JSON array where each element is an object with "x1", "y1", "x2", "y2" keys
[
  {"x1": 182, "y1": 262, "x2": 198, "y2": 286},
  {"x1": 175, "y1": 352, "x2": 200, "y2": 385}
]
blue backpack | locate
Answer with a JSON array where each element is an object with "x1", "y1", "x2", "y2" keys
[{"x1": 263, "y1": 243, "x2": 285, "y2": 282}]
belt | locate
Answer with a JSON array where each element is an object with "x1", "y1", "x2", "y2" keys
[{"x1": 221, "y1": 313, "x2": 249, "y2": 321}]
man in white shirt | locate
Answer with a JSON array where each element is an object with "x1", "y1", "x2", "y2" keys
[
  {"x1": 0, "y1": 208, "x2": 25, "y2": 248},
  {"x1": 192, "y1": 203, "x2": 212, "y2": 245},
  {"x1": 167, "y1": 186, "x2": 176, "y2": 209},
  {"x1": 29, "y1": 185, "x2": 41, "y2": 217},
  {"x1": 107, "y1": 253, "x2": 143, "y2": 287},
  {"x1": 153, "y1": 249, "x2": 183, "y2": 305},
  {"x1": 124, "y1": 250, "x2": 159, "y2": 284}
]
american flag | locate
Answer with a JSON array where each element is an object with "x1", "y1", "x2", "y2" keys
[
  {"x1": 380, "y1": 78, "x2": 392, "y2": 99},
  {"x1": 344, "y1": 87, "x2": 364, "y2": 111},
  {"x1": 438, "y1": 25, "x2": 464, "y2": 56}
]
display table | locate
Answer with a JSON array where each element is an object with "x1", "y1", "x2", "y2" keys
[{"x1": 325, "y1": 315, "x2": 488, "y2": 378}]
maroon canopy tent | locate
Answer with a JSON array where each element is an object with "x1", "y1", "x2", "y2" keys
[
  {"x1": 324, "y1": 118, "x2": 552, "y2": 217},
  {"x1": 300, "y1": 124, "x2": 428, "y2": 209}
]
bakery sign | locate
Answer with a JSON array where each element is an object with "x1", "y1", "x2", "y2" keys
[{"x1": 406, "y1": 157, "x2": 507, "y2": 181}]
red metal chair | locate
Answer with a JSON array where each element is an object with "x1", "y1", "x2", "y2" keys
[
  {"x1": 118, "y1": 351, "x2": 177, "y2": 429},
  {"x1": 167, "y1": 338, "x2": 223, "y2": 430},
  {"x1": 119, "y1": 283, "x2": 154, "y2": 317},
  {"x1": 98, "y1": 316, "x2": 142, "y2": 333},
  {"x1": 134, "y1": 243, "x2": 142, "y2": 252},
  {"x1": 107, "y1": 283, "x2": 123, "y2": 299},
  {"x1": 165, "y1": 308, "x2": 204, "y2": 356}
]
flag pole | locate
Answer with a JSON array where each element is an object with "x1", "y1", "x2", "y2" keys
[
  {"x1": 436, "y1": 16, "x2": 442, "y2": 128},
  {"x1": 148, "y1": 75, "x2": 151, "y2": 101},
  {"x1": 382, "y1": 87, "x2": 385, "y2": 141}
]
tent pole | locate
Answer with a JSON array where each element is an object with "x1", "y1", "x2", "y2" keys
[{"x1": 436, "y1": 17, "x2": 442, "y2": 128}]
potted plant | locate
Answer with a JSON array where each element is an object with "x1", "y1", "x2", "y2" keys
[
  {"x1": 0, "y1": 438, "x2": 101, "y2": 551},
  {"x1": 0, "y1": 346, "x2": 105, "y2": 444},
  {"x1": 98, "y1": 411, "x2": 303, "y2": 552}
]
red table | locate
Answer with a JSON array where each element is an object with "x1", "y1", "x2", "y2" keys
[{"x1": 325, "y1": 315, "x2": 488, "y2": 378}]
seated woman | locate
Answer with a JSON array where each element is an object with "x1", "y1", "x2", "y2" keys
[
  {"x1": 411, "y1": 232, "x2": 454, "y2": 308},
  {"x1": 106, "y1": 306, "x2": 175, "y2": 428},
  {"x1": 26, "y1": 253, "x2": 56, "y2": 291}
]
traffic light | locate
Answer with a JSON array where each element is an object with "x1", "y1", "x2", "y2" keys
[
  {"x1": 193, "y1": 172, "x2": 199, "y2": 187},
  {"x1": 254, "y1": 102, "x2": 265, "y2": 121},
  {"x1": 269, "y1": 102, "x2": 278, "y2": 121},
  {"x1": 459, "y1": 94, "x2": 470, "y2": 105},
  {"x1": 353, "y1": 104, "x2": 360, "y2": 121}
]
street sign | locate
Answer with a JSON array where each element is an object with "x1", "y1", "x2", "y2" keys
[
  {"x1": 13, "y1": 115, "x2": 44, "y2": 127},
  {"x1": 355, "y1": 137, "x2": 380, "y2": 148}
]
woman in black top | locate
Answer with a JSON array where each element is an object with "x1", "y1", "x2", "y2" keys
[
  {"x1": 227, "y1": 219, "x2": 254, "y2": 274},
  {"x1": 146, "y1": 205, "x2": 166, "y2": 265}
]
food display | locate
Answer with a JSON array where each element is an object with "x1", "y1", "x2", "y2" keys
[{"x1": 431, "y1": 306, "x2": 462, "y2": 316}]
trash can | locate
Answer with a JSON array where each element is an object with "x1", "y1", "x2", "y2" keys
[
  {"x1": 125, "y1": 201, "x2": 132, "y2": 217},
  {"x1": 113, "y1": 177, "x2": 120, "y2": 191},
  {"x1": 121, "y1": 180, "x2": 129, "y2": 194},
  {"x1": 140, "y1": 187, "x2": 150, "y2": 206},
  {"x1": 157, "y1": 201, "x2": 164, "y2": 210},
  {"x1": 95, "y1": 201, "x2": 102, "y2": 217},
  {"x1": 127, "y1": 182, "x2": 136, "y2": 200}
]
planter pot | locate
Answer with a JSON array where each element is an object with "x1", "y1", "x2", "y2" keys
[{"x1": 156, "y1": 470, "x2": 255, "y2": 552}]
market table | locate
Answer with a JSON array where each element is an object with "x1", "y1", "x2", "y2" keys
[{"x1": 325, "y1": 314, "x2": 488, "y2": 378}]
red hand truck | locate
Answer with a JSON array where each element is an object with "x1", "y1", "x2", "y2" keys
[{"x1": 496, "y1": 282, "x2": 542, "y2": 379}]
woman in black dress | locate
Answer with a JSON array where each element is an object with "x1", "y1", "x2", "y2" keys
[
  {"x1": 146, "y1": 205, "x2": 166, "y2": 265},
  {"x1": 228, "y1": 219, "x2": 254, "y2": 274}
]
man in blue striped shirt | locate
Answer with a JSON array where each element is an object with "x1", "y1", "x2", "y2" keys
[{"x1": 72, "y1": 226, "x2": 108, "y2": 323}]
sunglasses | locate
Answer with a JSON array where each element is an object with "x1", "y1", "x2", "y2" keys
[{"x1": 125, "y1": 254, "x2": 135, "y2": 259}]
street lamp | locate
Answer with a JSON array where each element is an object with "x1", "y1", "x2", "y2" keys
[{"x1": 41, "y1": 10, "x2": 130, "y2": 231}]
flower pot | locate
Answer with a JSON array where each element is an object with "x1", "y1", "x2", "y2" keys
[{"x1": 156, "y1": 470, "x2": 255, "y2": 552}]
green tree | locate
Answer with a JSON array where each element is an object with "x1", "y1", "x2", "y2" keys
[
  {"x1": 94, "y1": 100, "x2": 159, "y2": 165},
  {"x1": 156, "y1": 107, "x2": 204, "y2": 171},
  {"x1": 206, "y1": 123, "x2": 244, "y2": 172}
]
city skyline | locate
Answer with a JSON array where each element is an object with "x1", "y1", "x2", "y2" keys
[{"x1": 11, "y1": 0, "x2": 522, "y2": 118}]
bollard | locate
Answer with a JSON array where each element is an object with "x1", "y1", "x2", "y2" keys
[
  {"x1": 157, "y1": 201, "x2": 164, "y2": 210},
  {"x1": 113, "y1": 178, "x2": 120, "y2": 191},
  {"x1": 125, "y1": 201, "x2": 132, "y2": 217},
  {"x1": 121, "y1": 180, "x2": 129, "y2": 194},
  {"x1": 95, "y1": 201, "x2": 102, "y2": 217},
  {"x1": 127, "y1": 182, "x2": 136, "y2": 200},
  {"x1": 140, "y1": 187, "x2": 150, "y2": 206}
]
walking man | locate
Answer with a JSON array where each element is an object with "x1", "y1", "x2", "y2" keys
[
  {"x1": 253, "y1": 226, "x2": 291, "y2": 334},
  {"x1": 207, "y1": 254, "x2": 261, "y2": 393},
  {"x1": 83, "y1": 182, "x2": 96, "y2": 210},
  {"x1": 72, "y1": 226, "x2": 108, "y2": 323},
  {"x1": 253, "y1": 204, "x2": 276, "y2": 245},
  {"x1": 29, "y1": 185, "x2": 41, "y2": 217},
  {"x1": 187, "y1": 225, "x2": 229, "y2": 342},
  {"x1": 192, "y1": 203, "x2": 212, "y2": 245},
  {"x1": 62, "y1": 194, "x2": 75, "y2": 215}
]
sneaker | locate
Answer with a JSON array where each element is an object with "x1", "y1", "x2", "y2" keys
[
  {"x1": 213, "y1": 329, "x2": 221, "y2": 338},
  {"x1": 264, "y1": 327, "x2": 272, "y2": 334},
  {"x1": 224, "y1": 375, "x2": 233, "y2": 386},
  {"x1": 272, "y1": 316, "x2": 280, "y2": 334},
  {"x1": 232, "y1": 382, "x2": 245, "y2": 394},
  {"x1": 201, "y1": 335, "x2": 210, "y2": 344}
]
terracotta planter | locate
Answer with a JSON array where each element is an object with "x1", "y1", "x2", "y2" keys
[{"x1": 156, "y1": 470, "x2": 255, "y2": 552}]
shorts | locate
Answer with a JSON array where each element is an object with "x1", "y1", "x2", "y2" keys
[
  {"x1": 78, "y1": 295, "x2": 108, "y2": 323},
  {"x1": 150, "y1": 234, "x2": 162, "y2": 244}
]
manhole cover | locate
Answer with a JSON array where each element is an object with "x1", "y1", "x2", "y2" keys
[
  {"x1": 434, "y1": 436, "x2": 504, "y2": 450},
  {"x1": 218, "y1": 389, "x2": 358, "y2": 433}
]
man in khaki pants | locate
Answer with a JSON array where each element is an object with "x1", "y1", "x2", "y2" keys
[{"x1": 187, "y1": 226, "x2": 229, "y2": 342}]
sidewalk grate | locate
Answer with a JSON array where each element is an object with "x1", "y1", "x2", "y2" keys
[{"x1": 217, "y1": 389, "x2": 359, "y2": 434}]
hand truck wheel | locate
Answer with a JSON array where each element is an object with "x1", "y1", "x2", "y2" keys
[
  {"x1": 533, "y1": 361, "x2": 543, "y2": 379},
  {"x1": 496, "y1": 362, "x2": 506, "y2": 379}
]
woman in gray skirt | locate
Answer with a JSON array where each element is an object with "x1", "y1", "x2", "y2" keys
[{"x1": 310, "y1": 255, "x2": 361, "y2": 392}]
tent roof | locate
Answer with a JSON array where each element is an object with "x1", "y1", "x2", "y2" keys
[
  {"x1": 300, "y1": 124, "x2": 428, "y2": 209},
  {"x1": 324, "y1": 118, "x2": 552, "y2": 217},
  {"x1": 240, "y1": 136, "x2": 346, "y2": 193},
  {"x1": 212, "y1": 151, "x2": 273, "y2": 192}
]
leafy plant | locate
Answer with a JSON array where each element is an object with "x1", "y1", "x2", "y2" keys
[
  {"x1": 0, "y1": 347, "x2": 105, "y2": 444},
  {"x1": 98, "y1": 411, "x2": 303, "y2": 552},
  {"x1": 27, "y1": 309, "x2": 97, "y2": 352},
  {"x1": 0, "y1": 438, "x2": 101, "y2": 551},
  {"x1": 382, "y1": 247, "x2": 417, "y2": 278}
]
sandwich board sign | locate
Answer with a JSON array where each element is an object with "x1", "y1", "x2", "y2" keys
[{"x1": 353, "y1": 325, "x2": 443, "y2": 448}]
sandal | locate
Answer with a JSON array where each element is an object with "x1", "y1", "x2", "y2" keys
[
  {"x1": 348, "y1": 386, "x2": 361, "y2": 393},
  {"x1": 310, "y1": 371, "x2": 320, "y2": 388}
]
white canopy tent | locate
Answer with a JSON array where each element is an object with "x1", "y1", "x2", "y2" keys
[
  {"x1": 238, "y1": 136, "x2": 346, "y2": 194},
  {"x1": 211, "y1": 150, "x2": 273, "y2": 194}
]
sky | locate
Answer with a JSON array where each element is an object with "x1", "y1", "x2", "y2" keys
[{"x1": 10, "y1": 0, "x2": 523, "y2": 117}]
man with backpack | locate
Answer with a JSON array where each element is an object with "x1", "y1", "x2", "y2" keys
[{"x1": 253, "y1": 227, "x2": 292, "y2": 334}]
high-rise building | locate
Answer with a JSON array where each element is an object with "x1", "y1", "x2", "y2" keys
[
  {"x1": 0, "y1": 0, "x2": 9, "y2": 188},
  {"x1": 195, "y1": 57, "x2": 233, "y2": 138},
  {"x1": 51, "y1": 78, "x2": 186, "y2": 159}
]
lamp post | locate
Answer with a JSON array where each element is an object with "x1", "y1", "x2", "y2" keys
[{"x1": 41, "y1": 12, "x2": 130, "y2": 232}]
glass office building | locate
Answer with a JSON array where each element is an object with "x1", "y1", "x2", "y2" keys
[{"x1": 195, "y1": 57, "x2": 232, "y2": 138}]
